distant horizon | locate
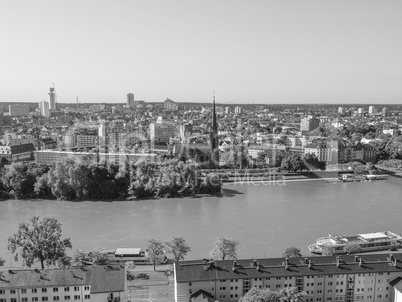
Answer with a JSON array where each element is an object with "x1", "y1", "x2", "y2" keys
[{"x1": 1, "y1": 0, "x2": 401, "y2": 105}]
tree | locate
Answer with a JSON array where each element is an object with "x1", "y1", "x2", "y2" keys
[
  {"x1": 8, "y1": 216, "x2": 72, "y2": 269},
  {"x1": 209, "y1": 236, "x2": 239, "y2": 260},
  {"x1": 343, "y1": 242, "x2": 362, "y2": 254},
  {"x1": 146, "y1": 239, "x2": 165, "y2": 271},
  {"x1": 239, "y1": 286, "x2": 308, "y2": 302},
  {"x1": 165, "y1": 236, "x2": 191, "y2": 262},
  {"x1": 283, "y1": 247, "x2": 302, "y2": 258}
]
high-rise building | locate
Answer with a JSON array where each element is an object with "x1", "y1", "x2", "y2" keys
[
  {"x1": 300, "y1": 116, "x2": 320, "y2": 132},
  {"x1": 49, "y1": 87, "x2": 56, "y2": 110},
  {"x1": 369, "y1": 106, "x2": 377, "y2": 114},
  {"x1": 39, "y1": 101, "x2": 50, "y2": 118},
  {"x1": 225, "y1": 106, "x2": 231, "y2": 114},
  {"x1": 9, "y1": 104, "x2": 30, "y2": 116},
  {"x1": 382, "y1": 107, "x2": 388, "y2": 116},
  {"x1": 358, "y1": 108, "x2": 365, "y2": 115},
  {"x1": 127, "y1": 93, "x2": 135, "y2": 107},
  {"x1": 98, "y1": 120, "x2": 126, "y2": 149},
  {"x1": 164, "y1": 98, "x2": 179, "y2": 110},
  {"x1": 234, "y1": 106, "x2": 242, "y2": 115},
  {"x1": 338, "y1": 107, "x2": 345, "y2": 114}
]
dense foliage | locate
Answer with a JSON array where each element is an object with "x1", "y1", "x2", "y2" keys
[
  {"x1": 239, "y1": 287, "x2": 308, "y2": 302},
  {"x1": 0, "y1": 157, "x2": 221, "y2": 201},
  {"x1": 8, "y1": 216, "x2": 72, "y2": 269}
]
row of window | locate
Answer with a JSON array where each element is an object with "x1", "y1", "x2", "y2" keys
[
  {"x1": 0, "y1": 296, "x2": 89, "y2": 302},
  {"x1": 0, "y1": 287, "x2": 89, "y2": 295}
]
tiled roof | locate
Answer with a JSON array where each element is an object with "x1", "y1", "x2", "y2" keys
[
  {"x1": 0, "y1": 268, "x2": 91, "y2": 288},
  {"x1": 175, "y1": 253, "x2": 402, "y2": 283},
  {"x1": 89, "y1": 265, "x2": 125, "y2": 294}
]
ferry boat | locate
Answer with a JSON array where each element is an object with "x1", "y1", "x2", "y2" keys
[{"x1": 308, "y1": 231, "x2": 402, "y2": 255}]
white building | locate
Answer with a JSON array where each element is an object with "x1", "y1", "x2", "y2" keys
[
  {"x1": 39, "y1": 101, "x2": 50, "y2": 118},
  {"x1": 369, "y1": 106, "x2": 377, "y2": 115},
  {"x1": 9, "y1": 105, "x2": 30, "y2": 117},
  {"x1": 234, "y1": 107, "x2": 242, "y2": 115},
  {"x1": 49, "y1": 88, "x2": 56, "y2": 110}
]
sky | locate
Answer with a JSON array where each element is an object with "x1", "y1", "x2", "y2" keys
[{"x1": 1, "y1": 0, "x2": 401, "y2": 104}]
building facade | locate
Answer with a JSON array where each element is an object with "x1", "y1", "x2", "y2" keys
[
  {"x1": 39, "y1": 102, "x2": 50, "y2": 118},
  {"x1": 300, "y1": 116, "x2": 320, "y2": 132},
  {"x1": 9, "y1": 105, "x2": 30, "y2": 117},
  {"x1": 164, "y1": 98, "x2": 179, "y2": 110},
  {"x1": 127, "y1": 93, "x2": 135, "y2": 108},
  {"x1": 175, "y1": 254, "x2": 402, "y2": 302}
]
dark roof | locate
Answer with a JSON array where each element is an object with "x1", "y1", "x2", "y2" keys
[
  {"x1": 190, "y1": 289, "x2": 214, "y2": 302},
  {"x1": 175, "y1": 254, "x2": 402, "y2": 283},
  {"x1": 40, "y1": 138, "x2": 56, "y2": 144},
  {"x1": 89, "y1": 265, "x2": 125, "y2": 294},
  {"x1": 0, "y1": 268, "x2": 91, "y2": 288}
]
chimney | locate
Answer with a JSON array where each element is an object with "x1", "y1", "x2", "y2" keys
[
  {"x1": 253, "y1": 260, "x2": 258, "y2": 267},
  {"x1": 354, "y1": 255, "x2": 359, "y2": 262},
  {"x1": 285, "y1": 258, "x2": 289, "y2": 269},
  {"x1": 256, "y1": 262, "x2": 261, "y2": 271},
  {"x1": 232, "y1": 261, "x2": 237, "y2": 272},
  {"x1": 390, "y1": 254, "x2": 394, "y2": 261},
  {"x1": 336, "y1": 256, "x2": 340, "y2": 267},
  {"x1": 308, "y1": 260, "x2": 312, "y2": 269},
  {"x1": 359, "y1": 258, "x2": 363, "y2": 267},
  {"x1": 305, "y1": 258, "x2": 309, "y2": 264}
]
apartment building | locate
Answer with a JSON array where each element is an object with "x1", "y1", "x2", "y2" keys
[
  {"x1": 0, "y1": 265, "x2": 125, "y2": 302},
  {"x1": 0, "y1": 143, "x2": 34, "y2": 163},
  {"x1": 174, "y1": 254, "x2": 402, "y2": 302},
  {"x1": 149, "y1": 117, "x2": 176, "y2": 144},
  {"x1": 9, "y1": 105, "x2": 30, "y2": 117}
]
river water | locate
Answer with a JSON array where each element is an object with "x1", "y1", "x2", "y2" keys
[{"x1": 1, "y1": 177, "x2": 401, "y2": 266}]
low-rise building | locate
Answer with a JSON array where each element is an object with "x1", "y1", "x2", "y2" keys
[
  {"x1": 0, "y1": 143, "x2": 34, "y2": 163},
  {"x1": 0, "y1": 265, "x2": 125, "y2": 302},
  {"x1": 174, "y1": 254, "x2": 402, "y2": 302}
]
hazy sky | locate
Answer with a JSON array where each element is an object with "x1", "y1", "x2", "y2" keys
[{"x1": 1, "y1": 0, "x2": 401, "y2": 104}]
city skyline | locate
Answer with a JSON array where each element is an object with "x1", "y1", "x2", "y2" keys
[{"x1": 1, "y1": 0, "x2": 402, "y2": 104}]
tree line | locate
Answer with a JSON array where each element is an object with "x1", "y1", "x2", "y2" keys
[{"x1": 0, "y1": 158, "x2": 221, "y2": 201}]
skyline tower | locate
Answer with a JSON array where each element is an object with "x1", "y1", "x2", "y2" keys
[
  {"x1": 127, "y1": 93, "x2": 134, "y2": 107},
  {"x1": 209, "y1": 92, "x2": 219, "y2": 168},
  {"x1": 49, "y1": 87, "x2": 56, "y2": 110}
]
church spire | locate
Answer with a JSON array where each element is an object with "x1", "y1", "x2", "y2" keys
[
  {"x1": 210, "y1": 91, "x2": 219, "y2": 168},
  {"x1": 212, "y1": 91, "x2": 217, "y2": 133}
]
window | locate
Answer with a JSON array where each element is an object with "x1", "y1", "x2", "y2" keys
[
  {"x1": 42, "y1": 289, "x2": 47, "y2": 293},
  {"x1": 0, "y1": 291, "x2": 4, "y2": 295},
  {"x1": 74, "y1": 288, "x2": 79, "y2": 292},
  {"x1": 42, "y1": 298, "x2": 48, "y2": 302},
  {"x1": 84, "y1": 296, "x2": 90, "y2": 300},
  {"x1": 0, "y1": 299, "x2": 6, "y2": 302},
  {"x1": 64, "y1": 288, "x2": 69, "y2": 292},
  {"x1": 189, "y1": 282, "x2": 192, "y2": 286},
  {"x1": 53, "y1": 288, "x2": 59, "y2": 293},
  {"x1": 11, "y1": 299, "x2": 17, "y2": 302},
  {"x1": 10, "y1": 291, "x2": 16, "y2": 295},
  {"x1": 219, "y1": 287, "x2": 226, "y2": 291},
  {"x1": 54, "y1": 297, "x2": 59, "y2": 301},
  {"x1": 328, "y1": 282, "x2": 333, "y2": 286},
  {"x1": 64, "y1": 297, "x2": 70, "y2": 301},
  {"x1": 276, "y1": 284, "x2": 281, "y2": 288},
  {"x1": 21, "y1": 289, "x2": 27, "y2": 294},
  {"x1": 22, "y1": 299, "x2": 28, "y2": 302},
  {"x1": 32, "y1": 298, "x2": 38, "y2": 302},
  {"x1": 32, "y1": 289, "x2": 37, "y2": 294},
  {"x1": 74, "y1": 296, "x2": 80, "y2": 300},
  {"x1": 84, "y1": 287, "x2": 89, "y2": 291}
]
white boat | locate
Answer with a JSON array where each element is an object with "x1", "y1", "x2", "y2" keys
[{"x1": 308, "y1": 231, "x2": 402, "y2": 255}]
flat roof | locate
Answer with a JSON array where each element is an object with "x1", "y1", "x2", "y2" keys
[
  {"x1": 115, "y1": 248, "x2": 141, "y2": 255},
  {"x1": 360, "y1": 232, "x2": 388, "y2": 240}
]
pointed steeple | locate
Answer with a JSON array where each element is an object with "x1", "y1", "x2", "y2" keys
[{"x1": 212, "y1": 91, "x2": 217, "y2": 134}]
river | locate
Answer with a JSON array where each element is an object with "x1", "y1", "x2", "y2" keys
[{"x1": 1, "y1": 176, "x2": 401, "y2": 266}]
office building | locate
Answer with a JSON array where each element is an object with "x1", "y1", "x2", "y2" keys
[
  {"x1": 234, "y1": 106, "x2": 242, "y2": 115},
  {"x1": 9, "y1": 105, "x2": 29, "y2": 117},
  {"x1": 174, "y1": 253, "x2": 402, "y2": 302}
]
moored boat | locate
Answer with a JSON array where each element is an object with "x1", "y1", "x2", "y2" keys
[{"x1": 308, "y1": 231, "x2": 402, "y2": 255}]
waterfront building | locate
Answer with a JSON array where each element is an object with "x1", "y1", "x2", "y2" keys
[
  {"x1": 0, "y1": 265, "x2": 125, "y2": 302},
  {"x1": 300, "y1": 116, "x2": 320, "y2": 132},
  {"x1": 303, "y1": 142, "x2": 334, "y2": 162},
  {"x1": 39, "y1": 101, "x2": 50, "y2": 118},
  {"x1": 174, "y1": 253, "x2": 402, "y2": 302},
  {"x1": 0, "y1": 143, "x2": 34, "y2": 163},
  {"x1": 35, "y1": 149, "x2": 157, "y2": 165},
  {"x1": 164, "y1": 98, "x2": 179, "y2": 110},
  {"x1": 49, "y1": 87, "x2": 56, "y2": 110},
  {"x1": 8, "y1": 105, "x2": 29, "y2": 117}
]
